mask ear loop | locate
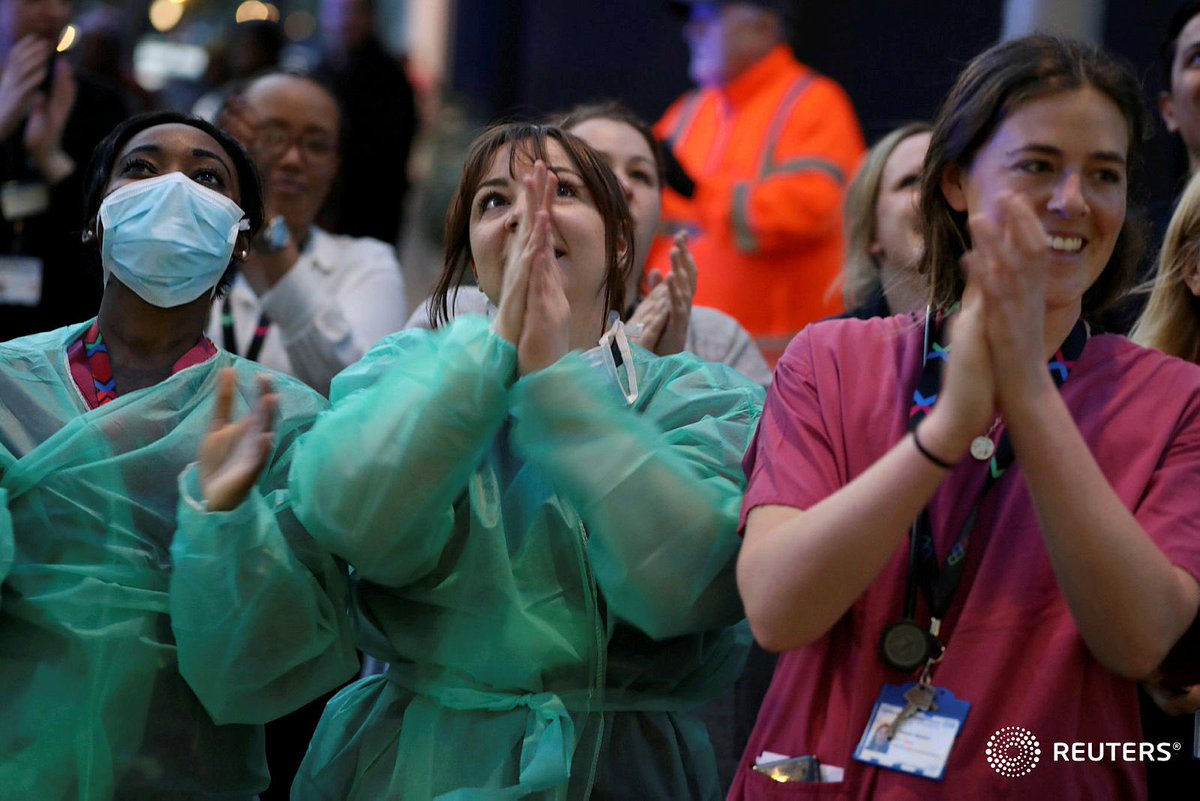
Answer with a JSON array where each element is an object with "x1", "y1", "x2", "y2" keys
[
  {"x1": 597, "y1": 310, "x2": 639, "y2": 405},
  {"x1": 213, "y1": 217, "x2": 254, "y2": 302}
]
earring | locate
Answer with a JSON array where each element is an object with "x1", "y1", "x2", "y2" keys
[
  {"x1": 235, "y1": 248, "x2": 248, "y2": 260},
  {"x1": 81, "y1": 229, "x2": 95, "y2": 243}
]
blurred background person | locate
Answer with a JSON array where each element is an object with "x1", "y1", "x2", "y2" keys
[
  {"x1": 1160, "y1": 1, "x2": 1200, "y2": 181},
  {"x1": 215, "y1": 70, "x2": 407, "y2": 397},
  {"x1": 315, "y1": 0, "x2": 418, "y2": 244},
  {"x1": 655, "y1": 0, "x2": 864, "y2": 363},
  {"x1": 563, "y1": 100, "x2": 771, "y2": 385},
  {"x1": 1131, "y1": 169, "x2": 1200, "y2": 362},
  {"x1": 1129, "y1": 168, "x2": 1200, "y2": 801},
  {"x1": 192, "y1": 19, "x2": 285, "y2": 123},
  {"x1": 0, "y1": 0, "x2": 127, "y2": 340},
  {"x1": 840, "y1": 122, "x2": 932, "y2": 319},
  {"x1": 71, "y1": 5, "x2": 155, "y2": 114}
]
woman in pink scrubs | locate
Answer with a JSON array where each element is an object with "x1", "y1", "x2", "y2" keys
[{"x1": 731, "y1": 35, "x2": 1200, "y2": 800}]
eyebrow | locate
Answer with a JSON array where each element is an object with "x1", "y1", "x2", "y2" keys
[
  {"x1": 548, "y1": 166, "x2": 585, "y2": 182},
  {"x1": 476, "y1": 177, "x2": 509, "y2": 192},
  {"x1": 1005, "y1": 144, "x2": 1126, "y2": 165},
  {"x1": 122, "y1": 143, "x2": 233, "y2": 178}
]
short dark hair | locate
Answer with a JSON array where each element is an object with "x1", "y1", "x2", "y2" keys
[
  {"x1": 1161, "y1": 2, "x2": 1200, "y2": 91},
  {"x1": 919, "y1": 35, "x2": 1149, "y2": 318},
  {"x1": 235, "y1": 67, "x2": 346, "y2": 147},
  {"x1": 82, "y1": 111, "x2": 265, "y2": 294},
  {"x1": 430, "y1": 123, "x2": 634, "y2": 332}
]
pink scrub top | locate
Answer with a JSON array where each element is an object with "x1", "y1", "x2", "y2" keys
[{"x1": 731, "y1": 314, "x2": 1200, "y2": 801}]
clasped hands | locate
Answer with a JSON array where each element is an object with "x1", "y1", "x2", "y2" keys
[
  {"x1": 922, "y1": 193, "x2": 1064, "y2": 459},
  {"x1": 491, "y1": 160, "x2": 572, "y2": 376}
]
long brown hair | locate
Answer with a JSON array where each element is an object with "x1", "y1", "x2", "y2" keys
[
  {"x1": 919, "y1": 35, "x2": 1148, "y2": 317},
  {"x1": 430, "y1": 123, "x2": 634, "y2": 332}
]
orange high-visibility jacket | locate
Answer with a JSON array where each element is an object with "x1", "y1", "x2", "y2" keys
[{"x1": 654, "y1": 46, "x2": 865, "y2": 356}]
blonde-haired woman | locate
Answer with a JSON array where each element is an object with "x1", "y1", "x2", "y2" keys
[
  {"x1": 1129, "y1": 171, "x2": 1200, "y2": 800},
  {"x1": 1130, "y1": 171, "x2": 1200, "y2": 362},
  {"x1": 840, "y1": 122, "x2": 932, "y2": 318}
]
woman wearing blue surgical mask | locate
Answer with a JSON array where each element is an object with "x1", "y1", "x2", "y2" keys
[
  {"x1": 288, "y1": 122, "x2": 763, "y2": 800},
  {"x1": 0, "y1": 111, "x2": 357, "y2": 799}
]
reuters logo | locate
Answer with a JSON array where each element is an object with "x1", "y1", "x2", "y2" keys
[{"x1": 986, "y1": 726, "x2": 1042, "y2": 777}]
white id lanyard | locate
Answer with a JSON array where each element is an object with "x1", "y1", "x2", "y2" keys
[{"x1": 597, "y1": 311, "x2": 639, "y2": 405}]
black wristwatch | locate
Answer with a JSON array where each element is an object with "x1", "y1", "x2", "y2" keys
[{"x1": 254, "y1": 214, "x2": 291, "y2": 253}]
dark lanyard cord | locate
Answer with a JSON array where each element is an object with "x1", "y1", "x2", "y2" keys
[
  {"x1": 903, "y1": 309, "x2": 1089, "y2": 622},
  {"x1": 220, "y1": 295, "x2": 270, "y2": 363}
]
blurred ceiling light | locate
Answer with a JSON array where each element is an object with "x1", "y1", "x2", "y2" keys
[
  {"x1": 133, "y1": 39, "x2": 209, "y2": 91},
  {"x1": 149, "y1": 0, "x2": 185, "y2": 31},
  {"x1": 284, "y1": 10, "x2": 316, "y2": 41},
  {"x1": 235, "y1": 1, "x2": 278, "y2": 23},
  {"x1": 55, "y1": 25, "x2": 76, "y2": 52}
]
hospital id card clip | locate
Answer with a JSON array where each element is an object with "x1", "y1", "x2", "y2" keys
[{"x1": 853, "y1": 681, "x2": 970, "y2": 780}]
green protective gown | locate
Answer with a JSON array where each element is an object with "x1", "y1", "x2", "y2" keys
[
  {"x1": 288, "y1": 316, "x2": 765, "y2": 801},
  {"x1": 0, "y1": 321, "x2": 359, "y2": 801}
]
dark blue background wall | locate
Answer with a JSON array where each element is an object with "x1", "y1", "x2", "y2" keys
[{"x1": 449, "y1": 1, "x2": 1189, "y2": 207}]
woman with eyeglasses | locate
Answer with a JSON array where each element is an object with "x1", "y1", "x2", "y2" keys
[{"x1": 214, "y1": 70, "x2": 407, "y2": 396}]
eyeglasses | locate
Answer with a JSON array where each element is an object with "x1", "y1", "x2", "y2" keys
[{"x1": 257, "y1": 126, "x2": 338, "y2": 164}]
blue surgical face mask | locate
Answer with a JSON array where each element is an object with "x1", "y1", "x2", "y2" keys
[{"x1": 98, "y1": 172, "x2": 249, "y2": 308}]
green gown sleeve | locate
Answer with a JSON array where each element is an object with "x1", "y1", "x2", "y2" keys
[
  {"x1": 288, "y1": 316, "x2": 518, "y2": 587},
  {"x1": 169, "y1": 409, "x2": 359, "y2": 726},
  {"x1": 510, "y1": 349, "x2": 764, "y2": 640},
  {"x1": 0, "y1": 488, "x2": 11, "y2": 614}
]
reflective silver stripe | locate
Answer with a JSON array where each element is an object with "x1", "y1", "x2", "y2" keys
[
  {"x1": 732, "y1": 73, "x2": 841, "y2": 254},
  {"x1": 665, "y1": 91, "x2": 705, "y2": 147},
  {"x1": 769, "y1": 157, "x2": 846, "y2": 184},
  {"x1": 732, "y1": 182, "x2": 758, "y2": 253},
  {"x1": 757, "y1": 73, "x2": 817, "y2": 178}
]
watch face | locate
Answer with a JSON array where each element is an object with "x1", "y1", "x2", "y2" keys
[{"x1": 258, "y1": 215, "x2": 290, "y2": 252}]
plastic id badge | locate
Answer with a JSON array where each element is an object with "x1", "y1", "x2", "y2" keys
[{"x1": 853, "y1": 682, "x2": 970, "y2": 781}]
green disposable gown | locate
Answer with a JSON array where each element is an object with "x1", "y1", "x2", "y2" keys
[
  {"x1": 0, "y1": 322, "x2": 359, "y2": 801},
  {"x1": 289, "y1": 316, "x2": 764, "y2": 800}
]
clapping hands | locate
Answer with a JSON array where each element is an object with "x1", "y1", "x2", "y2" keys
[
  {"x1": 0, "y1": 36, "x2": 76, "y2": 183},
  {"x1": 199, "y1": 369, "x2": 277, "y2": 512},
  {"x1": 629, "y1": 231, "x2": 697, "y2": 355},
  {"x1": 928, "y1": 193, "x2": 1054, "y2": 456}
]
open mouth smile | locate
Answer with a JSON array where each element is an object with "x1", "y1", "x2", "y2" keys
[{"x1": 1048, "y1": 235, "x2": 1084, "y2": 253}]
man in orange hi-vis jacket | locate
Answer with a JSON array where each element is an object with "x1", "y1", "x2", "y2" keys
[{"x1": 655, "y1": 0, "x2": 864, "y2": 363}]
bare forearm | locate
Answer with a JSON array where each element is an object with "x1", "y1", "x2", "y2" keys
[
  {"x1": 739, "y1": 415, "x2": 965, "y2": 651},
  {"x1": 1006, "y1": 385, "x2": 1200, "y2": 678}
]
